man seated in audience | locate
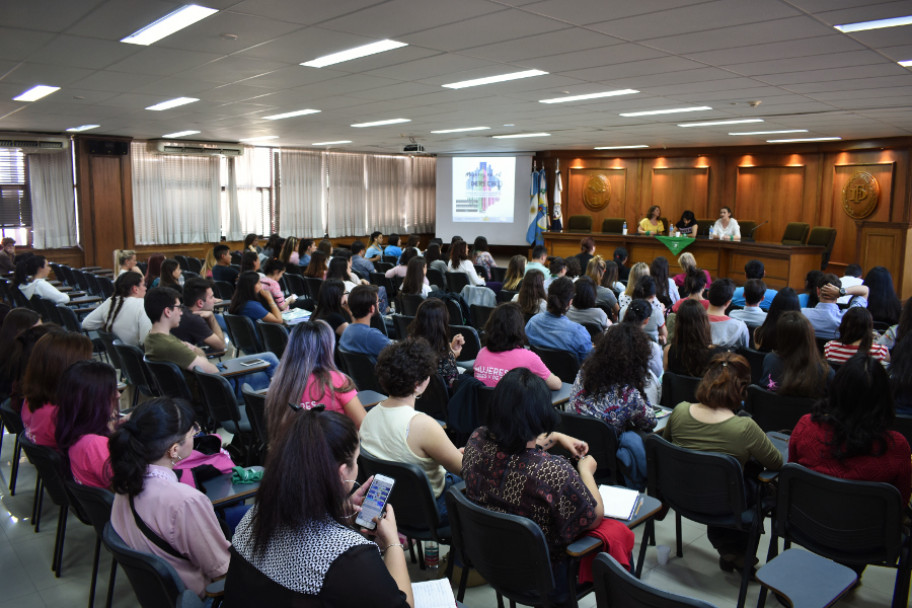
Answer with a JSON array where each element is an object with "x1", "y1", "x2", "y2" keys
[
  {"x1": 0, "y1": 237, "x2": 16, "y2": 274},
  {"x1": 384, "y1": 234, "x2": 403, "y2": 260},
  {"x1": 171, "y1": 278, "x2": 226, "y2": 352},
  {"x1": 350, "y1": 240, "x2": 375, "y2": 278},
  {"x1": 729, "y1": 279, "x2": 768, "y2": 327},
  {"x1": 211, "y1": 244, "x2": 239, "y2": 285},
  {"x1": 525, "y1": 245, "x2": 549, "y2": 276},
  {"x1": 144, "y1": 287, "x2": 277, "y2": 392},
  {"x1": 837, "y1": 263, "x2": 864, "y2": 304},
  {"x1": 338, "y1": 284, "x2": 390, "y2": 363},
  {"x1": 706, "y1": 278, "x2": 749, "y2": 349},
  {"x1": 802, "y1": 273, "x2": 869, "y2": 339},
  {"x1": 730, "y1": 259, "x2": 777, "y2": 309}
]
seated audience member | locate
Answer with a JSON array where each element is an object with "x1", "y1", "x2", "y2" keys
[
  {"x1": 82, "y1": 271, "x2": 151, "y2": 347},
  {"x1": 243, "y1": 233, "x2": 260, "y2": 254},
  {"x1": 570, "y1": 324, "x2": 658, "y2": 432},
  {"x1": 3, "y1": 323, "x2": 52, "y2": 413},
  {"x1": 21, "y1": 330, "x2": 93, "y2": 448},
  {"x1": 729, "y1": 279, "x2": 768, "y2": 327},
  {"x1": 327, "y1": 251, "x2": 366, "y2": 294},
  {"x1": 297, "y1": 238, "x2": 315, "y2": 268},
  {"x1": 753, "y1": 288, "x2": 800, "y2": 352},
  {"x1": 302, "y1": 250, "x2": 328, "y2": 279},
  {"x1": 312, "y1": 279, "x2": 352, "y2": 338},
  {"x1": 360, "y1": 339, "x2": 464, "y2": 521},
  {"x1": 502, "y1": 254, "x2": 526, "y2": 291},
  {"x1": 447, "y1": 239, "x2": 485, "y2": 286},
  {"x1": 260, "y1": 258, "x2": 293, "y2": 312},
  {"x1": 674, "y1": 210, "x2": 698, "y2": 236},
  {"x1": 172, "y1": 278, "x2": 226, "y2": 351},
  {"x1": 890, "y1": 334, "x2": 912, "y2": 415},
  {"x1": 200, "y1": 248, "x2": 218, "y2": 279},
  {"x1": 603, "y1": 259, "x2": 625, "y2": 295},
  {"x1": 564, "y1": 257, "x2": 582, "y2": 282},
  {"x1": 525, "y1": 245, "x2": 549, "y2": 276},
  {"x1": 824, "y1": 307, "x2": 890, "y2": 367},
  {"x1": 278, "y1": 236, "x2": 300, "y2": 265},
  {"x1": 567, "y1": 276, "x2": 609, "y2": 331},
  {"x1": 226, "y1": 410, "x2": 412, "y2": 606},
  {"x1": 144, "y1": 253, "x2": 165, "y2": 289},
  {"x1": 863, "y1": 266, "x2": 902, "y2": 327},
  {"x1": 621, "y1": 299, "x2": 664, "y2": 380},
  {"x1": 338, "y1": 285, "x2": 389, "y2": 363},
  {"x1": 663, "y1": 354, "x2": 782, "y2": 573},
  {"x1": 398, "y1": 256, "x2": 432, "y2": 298},
  {"x1": 144, "y1": 287, "x2": 277, "y2": 392},
  {"x1": 384, "y1": 247, "x2": 419, "y2": 280},
  {"x1": 876, "y1": 294, "x2": 911, "y2": 350},
  {"x1": 650, "y1": 256, "x2": 680, "y2": 309},
  {"x1": 117, "y1": 250, "x2": 142, "y2": 277},
  {"x1": 545, "y1": 257, "x2": 568, "y2": 289},
  {"x1": 350, "y1": 240, "x2": 375, "y2": 278},
  {"x1": 365, "y1": 231, "x2": 384, "y2": 261},
  {"x1": 261, "y1": 234, "x2": 282, "y2": 262},
  {"x1": 525, "y1": 277, "x2": 592, "y2": 364},
  {"x1": 408, "y1": 299, "x2": 463, "y2": 389},
  {"x1": 837, "y1": 263, "x2": 864, "y2": 304},
  {"x1": 228, "y1": 271, "x2": 282, "y2": 324},
  {"x1": 671, "y1": 267, "x2": 709, "y2": 312},
  {"x1": 731, "y1": 260, "x2": 777, "y2": 310},
  {"x1": 211, "y1": 244, "x2": 239, "y2": 285},
  {"x1": 15, "y1": 255, "x2": 69, "y2": 304},
  {"x1": 474, "y1": 303, "x2": 560, "y2": 389},
  {"x1": 55, "y1": 361, "x2": 120, "y2": 488},
  {"x1": 760, "y1": 311, "x2": 833, "y2": 397},
  {"x1": 155, "y1": 258, "x2": 182, "y2": 289},
  {"x1": 586, "y1": 256, "x2": 620, "y2": 314},
  {"x1": 798, "y1": 270, "x2": 824, "y2": 308},
  {"x1": 613, "y1": 247, "x2": 630, "y2": 282},
  {"x1": 618, "y1": 262, "x2": 650, "y2": 311},
  {"x1": 317, "y1": 238, "x2": 334, "y2": 259},
  {"x1": 463, "y1": 368, "x2": 635, "y2": 578},
  {"x1": 621, "y1": 276, "x2": 667, "y2": 344},
  {"x1": 0, "y1": 308, "x2": 40, "y2": 398},
  {"x1": 573, "y1": 237, "x2": 596, "y2": 276},
  {"x1": 384, "y1": 234, "x2": 403, "y2": 260},
  {"x1": 789, "y1": 354, "x2": 910, "y2": 506},
  {"x1": 514, "y1": 268, "x2": 547, "y2": 316},
  {"x1": 801, "y1": 273, "x2": 869, "y2": 339},
  {"x1": 672, "y1": 252, "x2": 711, "y2": 291},
  {"x1": 0, "y1": 237, "x2": 15, "y2": 273},
  {"x1": 265, "y1": 320, "x2": 366, "y2": 435},
  {"x1": 239, "y1": 250, "x2": 259, "y2": 275},
  {"x1": 425, "y1": 243, "x2": 449, "y2": 276},
  {"x1": 664, "y1": 299, "x2": 721, "y2": 377},
  {"x1": 109, "y1": 398, "x2": 230, "y2": 599},
  {"x1": 705, "y1": 279, "x2": 749, "y2": 349}
]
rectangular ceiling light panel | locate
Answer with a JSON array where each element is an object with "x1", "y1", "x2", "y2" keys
[{"x1": 121, "y1": 4, "x2": 218, "y2": 46}]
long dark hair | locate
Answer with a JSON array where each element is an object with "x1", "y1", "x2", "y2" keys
[
  {"x1": 517, "y1": 269, "x2": 546, "y2": 316},
  {"x1": 109, "y1": 397, "x2": 196, "y2": 496},
  {"x1": 158, "y1": 259, "x2": 181, "y2": 288},
  {"x1": 250, "y1": 411, "x2": 358, "y2": 557},
  {"x1": 144, "y1": 253, "x2": 165, "y2": 288},
  {"x1": 228, "y1": 271, "x2": 262, "y2": 314},
  {"x1": 483, "y1": 303, "x2": 527, "y2": 352},
  {"x1": 650, "y1": 257, "x2": 671, "y2": 307},
  {"x1": 23, "y1": 330, "x2": 92, "y2": 412},
  {"x1": 804, "y1": 270, "x2": 823, "y2": 308},
  {"x1": 55, "y1": 361, "x2": 118, "y2": 451},
  {"x1": 754, "y1": 287, "x2": 799, "y2": 352},
  {"x1": 774, "y1": 311, "x2": 829, "y2": 397},
  {"x1": 408, "y1": 298, "x2": 450, "y2": 359},
  {"x1": 671, "y1": 299, "x2": 714, "y2": 376},
  {"x1": 835, "y1": 307, "x2": 874, "y2": 352},
  {"x1": 326, "y1": 257, "x2": 351, "y2": 282},
  {"x1": 580, "y1": 324, "x2": 649, "y2": 396},
  {"x1": 313, "y1": 279, "x2": 351, "y2": 324},
  {"x1": 812, "y1": 354, "x2": 894, "y2": 461},
  {"x1": 863, "y1": 266, "x2": 901, "y2": 326},
  {"x1": 303, "y1": 251, "x2": 327, "y2": 278},
  {"x1": 889, "y1": 334, "x2": 912, "y2": 408},
  {"x1": 449, "y1": 240, "x2": 470, "y2": 269},
  {"x1": 105, "y1": 272, "x2": 144, "y2": 333},
  {"x1": 400, "y1": 256, "x2": 426, "y2": 296},
  {"x1": 546, "y1": 277, "x2": 574, "y2": 316},
  {"x1": 503, "y1": 255, "x2": 526, "y2": 291},
  {"x1": 14, "y1": 254, "x2": 46, "y2": 286},
  {"x1": 488, "y1": 368, "x2": 557, "y2": 454}
]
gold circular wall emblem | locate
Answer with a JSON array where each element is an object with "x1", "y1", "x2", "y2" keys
[
  {"x1": 582, "y1": 174, "x2": 611, "y2": 211},
  {"x1": 842, "y1": 171, "x2": 879, "y2": 219}
]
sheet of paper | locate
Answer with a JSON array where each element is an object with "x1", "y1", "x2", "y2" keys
[
  {"x1": 413, "y1": 578, "x2": 457, "y2": 608},
  {"x1": 598, "y1": 484, "x2": 640, "y2": 520}
]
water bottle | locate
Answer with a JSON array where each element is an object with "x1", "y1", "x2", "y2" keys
[
  {"x1": 669, "y1": 225, "x2": 673, "y2": 236},
  {"x1": 708, "y1": 225, "x2": 714, "y2": 239},
  {"x1": 622, "y1": 221, "x2": 627, "y2": 235},
  {"x1": 424, "y1": 541, "x2": 439, "y2": 570}
]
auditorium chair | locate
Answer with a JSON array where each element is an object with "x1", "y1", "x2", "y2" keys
[
  {"x1": 780, "y1": 222, "x2": 810, "y2": 245},
  {"x1": 806, "y1": 226, "x2": 837, "y2": 270},
  {"x1": 696, "y1": 219, "x2": 714, "y2": 237},
  {"x1": 738, "y1": 220, "x2": 757, "y2": 240},
  {"x1": 566, "y1": 215, "x2": 592, "y2": 232},
  {"x1": 600, "y1": 218, "x2": 625, "y2": 234}
]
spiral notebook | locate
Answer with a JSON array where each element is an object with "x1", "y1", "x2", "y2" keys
[{"x1": 598, "y1": 485, "x2": 641, "y2": 520}]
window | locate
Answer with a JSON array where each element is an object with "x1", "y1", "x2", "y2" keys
[{"x1": 0, "y1": 149, "x2": 31, "y2": 244}]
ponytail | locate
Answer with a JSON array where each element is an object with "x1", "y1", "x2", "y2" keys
[{"x1": 545, "y1": 277, "x2": 574, "y2": 316}]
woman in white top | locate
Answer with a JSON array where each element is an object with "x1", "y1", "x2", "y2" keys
[
  {"x1": 711, "y1": 206, "x2": 741, "y2": 241},
  {"x1": 447, "y1": 240, "x2": 485, "y2": 286},
  {"x1": 359, "y1": 338, "x2": 463, "y2": 522},
  {"x1": 16, "y1": 255, "x2": 69, "y2": 304},
  {"x1": 82, "y1": 272, "x2": 152, "y2": 346},
  {"x1": 618, "y1": 262, "x2": 650, "y2": 311},
  {"x1": 399, "y1": 256, "x2": 432, "y2": 298}
]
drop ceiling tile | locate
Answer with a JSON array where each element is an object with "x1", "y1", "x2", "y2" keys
[
  {"x1": 880, "y1": 44, "x2": 912, "y2": 61},
  {"x1": 3, "y1": 62, "x2": 95, "y2": 86},
  {"x1": 235, "y1": 27, "x2": 377, "y2": 63},
  {"x1": 645, "y1": 17, "x2": 836, "y2": 54},
  {"x1": 0, "y1": 29, "x2": 58, "y2": 62},
  {"x1": 808, "y1": 86, "x2": 912, "y2": 101},
  {"x1": 26, "y1": 35, "x2": 141, "y2": 70},
  {"x1": 105, "y1": 48, "x2": 223, "y2": 77},
  {"x1": 318, "y1": 0, "x2": 504, "y2": 38},
  {"x1": 684, "y1": 35, "x2": 867, "y2": 65},
  {"x1": 242, "y1": 67, "x2": 351, "y2": 89},
  {"x1": 287, "y1": 73, "x2": 404, "y2": 97},
  {"x1": 534, "y1": 44, "x2": 667, "y2": 74},
  {"x1": 522, "y1": 0, "x2": 712, "y2": 25},
  {"x1": 66, "y1": 0, "x2": 190, "y2": 40},
  {"x1": 4, "y1": 0, "x2": 104, "y2": 34},
  {"x1": 459, "y1": 28, "x2": 619, "y2": 63},
  {"x1": 723, "y1": 50, "x2": 890, "y2": 77},
  {"x1": 343, "y1": 82, "x2": 442, "y2": 101},
  {"x1": 130, "y1": 76, "x2": 228, "y2": 97},
  {"x1": 68, "y1": 69, "x2": 155, "y2": 92},
  {"x1": 756, "y1": 63, "x2": 906, "y2": 85},
  {"x1": 154, "y1": 11, "x2": 304, "y2": 54},
  {"x1": 227, "y1": 0, "x2": 387, "y2": 26},
  {"x1": 814, "y1": 0, "x2": 912, "y2": 25},
  {"x1": 841, "y1": 27, "x2": 912, "y2": 48},
  {"x1": 405, "y1": 10, "x2": 568, "y2": 53},
  {"x1": 561, "y1": 57, "x2": 715, "y2": 83},
  {"x1": 363, "y1": 53, "x2": 496, "y2": 81}
]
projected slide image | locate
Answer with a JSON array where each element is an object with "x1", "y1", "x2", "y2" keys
[{"x1": 452, "y1": 157, "x2": 515, "y2": 223}]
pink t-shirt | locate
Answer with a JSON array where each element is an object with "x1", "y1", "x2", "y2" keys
[
  {"x1": 300, "y1": 370, "x2": 358, "y2": 414},
  {"x1": 473, "y1": 347, "x2": 553, "y2": 388},
  {"x1": 69, "y1": 433, "x2": 112, "y2": 489},
  {"x1": 21, "y1": 402, "x2": 58, "y2": 448}
]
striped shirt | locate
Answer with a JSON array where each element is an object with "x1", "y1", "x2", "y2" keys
[{"x1": 823, "y1": 341, "x2": 889, "y2": 366}]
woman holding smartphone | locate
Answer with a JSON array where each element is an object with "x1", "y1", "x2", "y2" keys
[{"x1": 226, "y1": 410, "x2": 412, "y2": 607}]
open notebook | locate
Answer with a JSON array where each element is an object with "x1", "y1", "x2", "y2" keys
[
  {"x1": 413, "y1": 579, "x2": 457, "y2": 608},
  {"x1": 598, "y1": 485, "x2": 641, "y2": 520}
]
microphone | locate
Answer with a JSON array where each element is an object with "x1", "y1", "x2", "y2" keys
[{"x1": 749, "y1": 220, "x2": 768, "y2": 236}]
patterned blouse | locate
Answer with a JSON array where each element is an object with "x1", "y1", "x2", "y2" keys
[
  {"x1": 462, "y1": 428, "x2": 598, "y2": 564},
  {"x1": 474, "y1": 251, "x2": 496, "y2": 280},
  {"x1": 569, "y1": 374, "x2": 657, "y2": 434},
  {"x1": 438, "y1": 350, "x2": 460, "y2": 389}
]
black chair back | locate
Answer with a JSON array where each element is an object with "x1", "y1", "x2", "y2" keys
[
  {"x1": 745, "y1": 385, "x2": 813, "y2": 433},
  {"x1": 891, "y1": 415, "x2": 912, "y2": 448},
  {"x1": 212, "y1": 281, "x2": 234, "y2": 300},
  {"x1": 113, "y1": 342, "x2": 160, "y2": 406},
  {"x1": 0, "y1": 398, "x2": 23, "y2": 493},
  {"x1": 426, "y1": 268, "x2": 446, "y2": 290},
  {"x1": 97, "y1": 275, "x2": 115, "y2": 299},
  {"x1": 444, "y1": 298, "x2": 465, "y2": 325},
  {"x1": 97, "y1": 329, "x2": 123, "y2": 370},
  {"x1": 303, "y1": 277, "x2": 324, "y2": 299},
  {"x1": 450, "y1": 324, "x2": 481, "y2": 362},
  {"x1": 415, "y1": 374, "x2": 449, "y2": 422},
  {"x1": 581, "y1": 321, "x2": 604, "y2": 343},
  {"x1": 398, "y1": 293, "x2": 424, "y2": 316},
  {"x1": 391, "y1": 314, "x2": 414, "y2": 341},
  {"x1": 373, "y1": 261, "x2": 394, "y2": 273},
  {"x1": 496, "y1": 288, "x2": 518, "y2": 303},
  {"x1": 660, "y1": 372, "x2": 701, "y2": 409},
  {"x1": 223, "y1": 313, "x2": 264, "y2": 355},
  {"x1": 284, "y1": 273, "x2": 306, "y2": 297},
  {"x1": 531, "y1": 345, "x2": 579, "y2": 384},
  {"x1": 257, "y1": 320, "x2": 288, "y2": 358},
  {"x1": 445, "y1": 272, "x2": 470, "y2": 294},
  {"x1": 241, "y1": 383, "x2": 269, "y2": 447},
  {"x1": 144, "y1": 358, "x2": 194, "y2": 402},
  {"x1": 187, "y1": 257, "x2": 203, "y2": 274},
  {"x1": 337, "y1": 349, "x2": 384, "y2": 393},
  {"x1": 102, "y1": 523, "x2": 186, "y2": 608},
  {"x1": 593, "y1": 553, "x2": 718, "y2": 608},
  {"x1": 737, "y1": 346, "x2": 766, "y2": 384},
  {"x1": 554, "y1": 412, "x2": 621, "y2": 485},
  {"x1": 469, "y1": 304, "x2": 495, "y2": 335},
  {"x1": 193, "y1": 370, "x2": 257, "y2": 465},
  {"x1": 369, "y1": 272, "x2": 399, "y2": 300},
  {"x1": 66, "y1": 482, "x2": 114, "y2": 538}
]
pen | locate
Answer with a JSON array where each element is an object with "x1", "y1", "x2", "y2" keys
[{"x1": 632, "y1": 496, "x2": 642, "y2": 519}]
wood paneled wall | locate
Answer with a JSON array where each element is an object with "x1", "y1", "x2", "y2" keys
[{"x1": 538, "y1": 138, "x2": 912, "y2": 298}]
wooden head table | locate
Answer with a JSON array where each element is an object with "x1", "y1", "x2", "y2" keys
[{"x1": 544, "y1": 232, "x2": 825, "y2": 291}]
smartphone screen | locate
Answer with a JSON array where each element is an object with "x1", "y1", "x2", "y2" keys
[{"x1": 354, "y1": 474, "x2": 395, "y2": 530}]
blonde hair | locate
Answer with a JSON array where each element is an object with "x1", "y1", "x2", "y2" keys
[
  {"x1": 624, "y1": 262, "x2": 650, "y2": 297},
  {"x1": 677, "y1": 252, "x2": 696, "y2": 272}
]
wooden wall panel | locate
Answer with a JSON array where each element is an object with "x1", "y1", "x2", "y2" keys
[
  {"x1": 567, "y1": 167, "x2": 627, "y2": 231},
  {"x1": 88, "y1": 156, "x2": 128, "y2": 266},
  {"x1": 735, "y1": 166, "x2": 806, "y2": 245},
  {"x1": 827, "y1": 162, "x2": 895, "y2": 269},
  {"x1": 650, "y1": 167, "x2": 710, "y2": 223}
]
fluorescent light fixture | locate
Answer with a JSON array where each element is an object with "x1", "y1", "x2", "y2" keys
[
  {"x1": 620, "y1": 106, "x2": 712, "y2": 117},
  {"x1": 677, "y1": 118, "x2": 763, "y2": 128},
  {"x1": 65, "y1": 124, "x2": 100, "y2": 133},
  {"x1": 13, "y1": 85, "x2": 60, "y2": 102},
  {"x1": 900, "y1": 60, "x2": 912, "y2": 67},
  {"x1": 834, "y1": 15, "x2": 912, "y2": 33},
  {"x1": 239, "y1": 136, "x2": 279, "y2": 143},
  {"x1": 162, "y1": 130, "x2": 200, "y2": 138},
  {"x1": 301, "y1": 39, "x2": 408, "y2": 68},
  {"x1": 594, "y1": 145, "x2": 649, "y2": 149},
  {"x1": 491, "y1": 132, "x2": 551, "y2": 139},
  {"x1": 766, "y1": 137, "x2": 842, "y2": 143},
  {"x1": 312, "y1": 140, "x2": 352, "y2": 145},
  {"x1": 121, "y1": 4, "x2": 218, "y2": 46},
  {"x1": 430, "y1": 126, "x2": 490, "y2": 134},
  {"x1": 729, "y1": 129, "x2": 808, "y2": 135},
  {"x1": 350, "y1": 118, "x2": 411, "y2": 128},
  {"x1": 539, "y1": 89, "x2": 639, "y2": 104},
  {"x1": 146, "y1": 97, "x2": 199, "y2": 111},
  {"x1": 263, "y1": 108, "x2": 321, "y2": 120},
  {"x1": 443, "y1": 69, "x2": 547, "y2": 89}
]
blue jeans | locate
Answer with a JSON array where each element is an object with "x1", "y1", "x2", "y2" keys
[
  {"x1": 434, "y1": 473, "x2": 462, "y2": 526},
  {"x1": 231, "y1": 352, "x2": 279, "y2": 399}
]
